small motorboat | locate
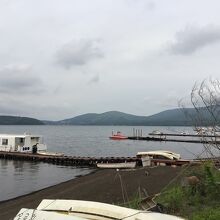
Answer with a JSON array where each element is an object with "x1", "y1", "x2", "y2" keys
[
  {"x1": 97, "y1": 162, "x2": 136, "y2": 169},
  {"x1": 14, "y1": 200, "x2": 185, "y2": 220},
  {"x1": 136, "y1": 150, "x2": 181, "y2": 160},
  {"x1": 37, "y1": 151, "x2": 65, "y2": 156},
  {"x1": 151, "y1": 130, "x2": 163, "y2": 135},
  {"x1": 109, "y1": 131, "x2": 128, "y2": 140}
]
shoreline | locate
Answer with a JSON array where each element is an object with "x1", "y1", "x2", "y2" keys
[
  {"x1": 0, "y1": 168, "x2": 98, "y2": 204},
  {"x1": 0, "y1": 166, "x2": 181, "y2": 220}
]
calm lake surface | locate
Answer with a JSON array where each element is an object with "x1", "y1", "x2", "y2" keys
[{"x1": 0, "y1": 125, "x2": 210, "y2": 201}]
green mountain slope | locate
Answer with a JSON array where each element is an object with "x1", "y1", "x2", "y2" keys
[
  {"x1": 58, "y1": 111, "x2": 146, "y2": 125},
  {"x1": 0, "y1": 116, "x2": 44, "y2": 125},
  {"x1": 44, "y1": 107, "x2": 220, "y2": 126}
]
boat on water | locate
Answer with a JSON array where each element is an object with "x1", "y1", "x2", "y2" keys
[
  {"x1": 0, "y1": 133, "x2": 47, "y2": 153},
  {"x1": 109, "y1": 131, "x2": 128, "y2": 140},
  {"x1": 97, "y1": 161, "x2": 136, "y2": 169},
  {"x1": 194, "y1": 126, "x2": 220, "y2": 136},
  {"x1": 13, "y1": 199, "x2": 184, "y2": 220},
  {"x1": 150, "y1": 130, "x2": 163, "y2": 135},
  {"x1": 136, "y1": 150, "x2": 181, "y2": 160}
]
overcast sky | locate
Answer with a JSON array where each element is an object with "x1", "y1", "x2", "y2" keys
[{"x1": 0, "y1": 0, "x2": 220, "y2": 120}]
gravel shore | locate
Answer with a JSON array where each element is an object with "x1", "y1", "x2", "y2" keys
[{"x1": 0, "y1": 166, "x2": 181, "y2": 220}]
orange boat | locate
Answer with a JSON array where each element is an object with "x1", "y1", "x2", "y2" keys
[{"x1": 109, "y1": 131, "x2": 128, "y2": 140}]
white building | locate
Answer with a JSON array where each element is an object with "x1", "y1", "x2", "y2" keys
[{"x1": 0, "y1": 133, "x2": 47, "y2": 153}]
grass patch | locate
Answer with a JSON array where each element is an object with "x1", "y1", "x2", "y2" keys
[
  {"x1": 125, "y1": 194, "x2": 141, "y2": 209},
  {"x1": 191, "y1": 207, "x2": 220, "y2": 220},
  {"x1": 119, "y1": 191, "x2": 142, "y2": 209},
  {"x1": 156, "y1": 162, "x2": 220, "y2": 219}
]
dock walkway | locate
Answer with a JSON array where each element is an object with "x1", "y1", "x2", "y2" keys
[
  {"x1": 148, "y1": 133, "x2": 220, "y2": 138},
  {"x1": 0, "y1": 151, "x2": 219, "y2": 167},
  {"x1": 128, "y1": 132, "x2": 220, "y2": 144},
  {"x1": 0, "y1": 151, "x2": 139, "y2": 167},
  {"x1": 128, "y1": 136, "x2": 220, "y2": 144}
]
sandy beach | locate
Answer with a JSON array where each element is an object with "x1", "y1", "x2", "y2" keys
[{"x1": 0, "y1": 166, "x2": 181, "y2": 220}]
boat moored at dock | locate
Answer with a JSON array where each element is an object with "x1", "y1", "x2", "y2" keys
[
  {"x1": 109, "y1": 131, "x2": 128, "y2": 140},
  {"x1": 37, "y1": 151, "x2": 64, "y2": 156},
  {"x1": 137, "y1": 150, "x2": 181, "y2": 160},
  {"x1": 0, "y1": 133, "x2": 47, "y2": 153},
  {"x1": 97, "y1": 161, "x2": 136, "y2": 169}
]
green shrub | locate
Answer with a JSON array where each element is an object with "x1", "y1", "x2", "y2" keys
[
  {"x1": 126, "y1": 195, "x2": 141, "y2": 209},
  {"x1": 157, "y1": 186, "x2": 185, "y2": 214},
  {"x1": 156, "y1": 162, "x2": 220, "y2": 218},
  {"x1": 191, "y1": 207, "x2": 220, "y2": 220},
  {"x1": 120, "y1": 192, "x2": 142, "y2": 209}
]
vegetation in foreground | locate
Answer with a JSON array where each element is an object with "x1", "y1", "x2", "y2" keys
[{"x1": 156, "y1": 162, "x2": 220, "y2": 220}]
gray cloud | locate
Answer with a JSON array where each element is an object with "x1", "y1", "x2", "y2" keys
[
  {"x1": 126, "y1": 0, "x2": 156, "y2": 11},
  {"x1": 146, "y1": 1, "x2": 156, "y2": 10},
  {"x1": 55, "y1": 39, "x2": 104, "y2": 69},
  {"x1": 0, "y1": 97, "x2": 71, "y2": 119},
  {"x1": 0, "y1": 64, "x2": 44, "y2": 93},
  {"x1": 1, "y1": 0, "x2": 220, "y2": 120},
  {"x1": 153, "y1": 95, "x2": 180, "y2": 108},
  {"x1": 0, "y1": 105, "x2": 24, "y2": 116},
  {"x1": 168, "y1": 25, "x2": 220, "y2": 55},
  {"x1": 88, "y1": 74, "x2": 100, "y2": 84}
]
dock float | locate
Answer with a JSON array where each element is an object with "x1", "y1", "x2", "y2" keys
[
  {"x1": 127, "y1": 136, "x2": 220, "y2": 144},
  {"x1": 0, "y1": 151, "x2": 139, "y2": 167},
  {"x1": 0, "y1": 151, "x2": 219, "y2": 167},
  {"x1": 148, "y1": 133, "x2": 220, "y2": 138}
]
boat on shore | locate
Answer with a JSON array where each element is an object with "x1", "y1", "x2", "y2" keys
[
  {"x1": 37, "y1": 151, "x2": 64, "y2": 156},
  {"x1": 136, "y1": 150, "x2": 181, "y2": 160},
  {"x1": 14, "y1": 208, "x2": 84, "y2": 220},
  {"x1": 97, "y1": 161, "x2": 136, "y2": 169},
  {"x1": 24, "y1": 199, "x2": 183, "y2": 220},
  {"x1": 0, "y1": 133, "x2": 47, "y2": 153},
  {"x1": 109, "y1": 131, "x2": 128, "y2": 140}
]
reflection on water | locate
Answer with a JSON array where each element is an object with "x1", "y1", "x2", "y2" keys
[
  {"x1": 0, "y1": 125, "x2": 217, "y2": 201},
  {"x1": 0, "y1": 159, "x2": 91, "y2": 201}
]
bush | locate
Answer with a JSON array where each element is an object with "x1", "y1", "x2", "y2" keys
[
  {"x1": 191, "y1": 207, "x2": 220, "y2": 220},
  {"x1": 156, "y1": 162, "x2": 220, "y2": 218},
  {"x1": 158, "y1": 186, "x2": 185, "y2": 214}
]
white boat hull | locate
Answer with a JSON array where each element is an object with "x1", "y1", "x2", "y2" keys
[
  {"x1": 97, "y1": 162, "x2": 136, "y2": 169},
  {"x1": 13, "y1": 208, "x2": 85, "y2": 220},
  {"x1": 137, "y1": 150, "x2": 181, "y2": 160},
  {"x1": 36, "y1": 199, "x2": 184, "y2": 220},
  {"x1": 37, "y1": 151, "x2": 64, "y2": 156}
]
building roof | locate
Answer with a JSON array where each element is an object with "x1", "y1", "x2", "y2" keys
[{"x1": 0, "y1": 133, "x2": 42, "y2": 138}]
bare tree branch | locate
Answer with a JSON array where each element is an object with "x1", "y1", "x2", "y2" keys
[{"x1": 181, "y1": 78, "x2": 220, "y2": 164}]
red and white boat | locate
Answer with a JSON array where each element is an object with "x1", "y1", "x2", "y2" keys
[{"x1": 109, "y1": 131, "x2": 128, "y2": 140}]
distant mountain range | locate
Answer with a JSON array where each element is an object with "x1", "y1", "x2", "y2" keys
[
  {"x1": 43, "y1": 107, "x2": 220, "y2": 126},
  {"x1": 0, "y1": 107, "x2": 219, "y2": 126},
  {"x1": 0, "y1": 116, "x2": 44, "y2": 125}
]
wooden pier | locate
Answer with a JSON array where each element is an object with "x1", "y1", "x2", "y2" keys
[
  {"x1": 128, "y1": 136, "x2": 220, "y2": 144},
  {"x1": 148, "y1": 133, "x2": 220, "y2": 138},
  {"x1": 0, "y1": 151, "x2": 219, "y2": 167},
  {"x1": 0, "y1": 151, "x2": 140, "y2": 167},
  {"x1": 127, "y1": 129, "x2": 220, "y2": 144},
  {"x1": 127, "y1": 130, "x2": 220, "y2": 144}
]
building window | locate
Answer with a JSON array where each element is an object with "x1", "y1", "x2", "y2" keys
[
  {"x1": 20, "y1": 138, "x2": 24, "y2": 143},
  {"x1": 2, "y1": 139, "x2": 8, "y2": 145}
]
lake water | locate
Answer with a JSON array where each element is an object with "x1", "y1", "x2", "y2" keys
[{"x1": 0, "y1": 125, "x2": 211, "y2": 201}]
